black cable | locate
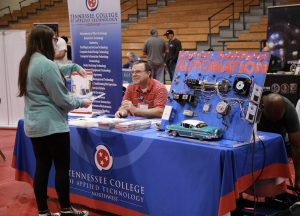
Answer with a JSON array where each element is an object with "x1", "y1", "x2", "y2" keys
[
  {"x1": 241, "y1": 139, "x2": 265, "y2": 182},
  {"x1": 249, "y1": 139, "x2": 266, "y2": 185},
  {"x1": 252, "y1": 130, "x2": 256, "y2": 216},
  {"x1": 255, "y1": 139, "x2": 266, "y2": 182}
]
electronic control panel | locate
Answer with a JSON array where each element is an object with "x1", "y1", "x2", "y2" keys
[{"x1": 160, "y1": 51, "x2": 270, "y2": 142}]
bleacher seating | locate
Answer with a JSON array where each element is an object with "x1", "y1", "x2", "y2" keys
[{"x1": 0, "y1": 0, "x2": 299, "y2": 64}]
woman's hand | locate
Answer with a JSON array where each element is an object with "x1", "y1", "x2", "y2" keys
[
  {"x1": 78, "y1": 68, "x2": 87, "y2": 78},
  {"x1": 83, "y1": 99, "x2": 93, "y2": 108}
]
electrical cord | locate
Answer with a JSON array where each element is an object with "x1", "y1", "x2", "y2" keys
[
  {"x1": 252, "y1": 130, "x2": 256, "y2": 216},
  {"x1": 254, "y1": 138, "x2": 266, "y2": 182}
]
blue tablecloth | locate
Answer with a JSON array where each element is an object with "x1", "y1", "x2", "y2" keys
[{"x1": 12, "y1": 119, "x2": 291, "y2": 216}]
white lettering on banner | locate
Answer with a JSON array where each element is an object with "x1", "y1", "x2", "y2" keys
[
  {"x1": 80, "y1": 46, "x2": 108, "y2": 50},
  {"x1": 94, "y1": 82, "x2": 117, "y2": 87},
  {"x1": 83, "y1": 64, "x2": 106, "y2": 68},
  {"x1": 80, "y1": 32, "x2": 108, "y2": 36},
  {"x1": 80, "y1": 51, "x2": 109, "y2": 54},
  {"x1": 75, "y1": 181, "x2": 101, "y2": 190},
  {"x1": 89, "y1": 41, "x2": 98, "y2": 45},
  {"x1": 99, "y1": 55, "x2": 109, "y2": 59},
  {"x1": 69, "y1": 170, "x2": 108, "y2": 184},
  {"x1": 90, "y1": 69, "x2": 110, "y2": 72},
  {"x1": 93, "y1": 78, "x2": 114, "y2": 82},
  {"x1": 93, "y1": 91, "x2": 105, "y2": 95},
  {"x1": 92, "y1": 104, "x2": 112, "y2": 109},
  {"x1": 80, "y1": 55, "x2": 109, "y2": 60},
  {"x1": 80, "y1": 55, "x2": 99, "y2": 58},
  {"x1": 83, "y1": 37, "x2": 103, "y2": 40},
  {"x1": 93, "y1": 109, "x2": 110, "y2": 113},
  {"x1": 69, "y1": 170, "x2": 145, "y2": 204},
  {"x1": 94, "y1": 74, "x2": 103, "y2": 77},
  {"x1": 93, "y1": 87, "x2": 105, "y2": 90},
  {"x1": 70, "y1": 12, "x2": 118, "y2": 20},
  {"x1": 100, "y1": 101, "x2": 111, "y2": 104},
  {"x1": 102, "y1": 186, "x2": 144, "y2": 203},
  {"x1": 70, "y1": 18, "x2": 118, "y2": 23},
  {"x1": 89, "y1": 60, "x2": 100, "y2": 63},
  {"x1": 92, "y1": 192, "x2": 118, "y2": 201}
]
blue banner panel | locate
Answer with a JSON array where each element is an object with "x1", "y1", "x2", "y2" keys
[{"x1": 68, "y1": 0, "x2": 122, "y2": 114}]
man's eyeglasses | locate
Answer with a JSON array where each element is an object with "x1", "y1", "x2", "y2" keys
[
  {"x1": 53, "y1": 37, "x2": 58, "y2": 43},
  {"x1": 131, "y1": 70, "x2": 146, "y2": 75}
]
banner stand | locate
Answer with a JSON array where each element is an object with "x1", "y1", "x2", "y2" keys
[{"x1": 0, "y1": 30, "x2": 26, "y2": 129}]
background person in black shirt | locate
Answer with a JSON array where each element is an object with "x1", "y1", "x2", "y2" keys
[
  {"x1": 164, "y1": 30, "x2": 182, "y2": 82},
  {"x1": 258, "y1": 91, "x2": 300, "y2": 191}
]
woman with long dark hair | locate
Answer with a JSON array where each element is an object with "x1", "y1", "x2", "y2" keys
[{"x1": 18, "y1": 25, "x2": 91, "y2": 216}]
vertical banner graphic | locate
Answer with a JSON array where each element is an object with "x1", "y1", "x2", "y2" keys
[
  {"x1": 267, "y1": 5, "x2": 300, "y2": 70},
  {"x1": 68, "y1": 0, "x2": 122, "y2": 114}
]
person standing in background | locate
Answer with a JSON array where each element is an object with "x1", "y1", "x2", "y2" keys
[
  {"x1": 61, "y1": 36, "x2": 72, "y2": 61},
  {"x1": 49, "y1": 26, "x2": 68, "y2": 65},
  {"x1": 164, "y1": 30, "x2": 182, "y2": 82},
  {"x1": 142, "y1": 28, "x2": 169, "y2": 84}
]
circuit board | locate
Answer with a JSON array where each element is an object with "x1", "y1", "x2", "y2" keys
[{"x1": 160, "y1": 51, "x2": 270, "y2": 143}]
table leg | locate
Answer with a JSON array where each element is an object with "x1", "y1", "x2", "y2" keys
[{"x1": 0, "y1": 149, "x2": 6, "y2": 161}]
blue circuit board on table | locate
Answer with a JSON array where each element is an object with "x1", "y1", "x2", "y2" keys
[{"x1": 160, "y1": 51, "x2": 271, "y2": 143}]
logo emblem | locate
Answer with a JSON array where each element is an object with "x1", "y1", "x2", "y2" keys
[
  {"x1": 86, "y1": 0, "x2": 99, "y2": 11},
  {"x1": 281, "y1": 83, "x2": 289, "y2": 94},
  {"x1": 290, "y1": 83, "x2": 297, "y2": 94},
  {"x1": 94, "y1": 144, "x2": 113, "y2": 173},
  {"x1": 271, "y1": 83, "x2": 280, "y2": 93},
  {"x1": 290, "y1": 63, "x2": 297, "y2": 72}
]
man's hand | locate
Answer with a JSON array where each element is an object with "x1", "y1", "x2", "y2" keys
[
  {"x1": 77, "y1": 68, "x2": 87, "y2": 78},
  {"x1": 122, "y1": 100, "x2": 137, "y2": 113},
  {"x1": 115, "y1": 111, "x2": 127, "y2": 118},
  {"x1": 83, "y1": 99, "x2": 93, "y2": 108}
]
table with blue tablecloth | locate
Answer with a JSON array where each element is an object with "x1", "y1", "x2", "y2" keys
[{"x1": 12, "y1": 119, "x2": 292, "y2": 216}]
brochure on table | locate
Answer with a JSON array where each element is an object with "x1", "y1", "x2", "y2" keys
[{"x1": 70, "y1": 70, "x2": 93, "y2": 113}]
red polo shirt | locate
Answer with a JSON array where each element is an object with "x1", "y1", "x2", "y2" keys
[{"x1": 123, "y1": 78, "x2": 168, "y2": 117}]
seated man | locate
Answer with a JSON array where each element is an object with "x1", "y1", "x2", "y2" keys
[
  {"x1": 115, "y1": 60, "x2": 168, "y2": 118},
  {"x1": 258, "y1": 91, "x2": 300, "y2": 190},
  {"x1": 122, "y1": 52, "x2": 142, "y2": 69},
  {"x1": 262, "y1": 46, "x2": 282, "y2": 73}
]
